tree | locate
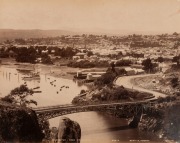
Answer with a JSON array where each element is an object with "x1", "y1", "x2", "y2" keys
[
  {"x1": 16, "y1": 47, "x2": 37, "y2": 63},
  {"x1": 171, "y1": 77, "x2": 179, "y2": 88},
  {"x1": 41, "y1": 53, "x2": 53, "y2": 64},
  {"x1": 1, "y1": 85, "x2": 37, "y2": 107},
  {"x1": 94, "y1": 71, "x2": 116, "y2": 86},
  {"x1": 157, "y1": 57, "x2": 164, "y2": 63},
  {"x1": 142, "y1": 58, "x2": 154, "y2": 73},
  {"x1": 87, "y1": 51, "x2": 93, "y2": 57},
  {"x1": 172, "y1": 55, "x2": 180, "y2": 66},
  {"x1": 110, "y1": 62, "x2": 116, "y2": 74},
  {"x1": 173, "y1": 32, "x2": 178, "y2": 36}
]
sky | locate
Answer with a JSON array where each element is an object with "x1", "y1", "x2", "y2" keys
[{"x1": 0, "y1": 0, "x2": 180, "y2": 34}]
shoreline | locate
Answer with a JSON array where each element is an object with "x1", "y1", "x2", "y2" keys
[
  {"x1": 0, "y1": 58, "x2": 79, "y2": 80},
  {"x1": 0, "y1": 58, "x2": 107, "y2": 80}
]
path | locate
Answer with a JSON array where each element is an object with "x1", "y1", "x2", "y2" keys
[{"x1": 115, "y1": 74, "x2": 167, "y2": 99}]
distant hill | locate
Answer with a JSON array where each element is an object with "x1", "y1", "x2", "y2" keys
[
  {"x1": 0, "y1": 29, "x2": 77, "y2": 41},
  {"x1": 0, "y1": 29, "x2": 171, "y2": 42}
]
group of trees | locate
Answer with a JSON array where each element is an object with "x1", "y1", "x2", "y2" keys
[
  {"x1": 171, "y1": 77, "x2": 179, "y2": 88},
  {"x1": 0, "y1": 46, "x2": 79, "y2": 64},
  {"x1": 142, "y1": 58, "x2": 158, "y2": 73},
  {"x1": 53, "y1": 47, "x2": 78, "y2": 58},
  {"x1": 16, "y1": 47, "x2": 37, "y2": 63},
  {"x1": 68, "y1": 60, "x2": 109, "y2": 68}
]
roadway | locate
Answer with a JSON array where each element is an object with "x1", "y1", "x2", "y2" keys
[{"x1": 115, "y1": 74, "x2": 167, "y2": 99}]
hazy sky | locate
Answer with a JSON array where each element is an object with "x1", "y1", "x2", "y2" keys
[{"x1": 0, "y1": 0, "x2": 180, "y2": 34}]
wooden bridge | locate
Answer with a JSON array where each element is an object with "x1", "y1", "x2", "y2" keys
[{"x1": 33, "y1": 100, "x2": 157, "y2": 127}]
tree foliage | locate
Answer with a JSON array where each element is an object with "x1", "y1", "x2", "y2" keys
[
  {"x1": 157, "y1": 57, "x2": 164, "y2": 63},
  {"x1": 16, "y1": 47, "x2": 37, "y2": 63},
  {"x1": 172, "y1": 55, "x2": 180, "y2": 65},
  {"x1": 115, "y1": 60, "x2": 132, "y2": 66},
  {"x1": 41, "y1": 53, "x2": 53, "y2": 64},
  {"x1": 142, "y1": 58, "x2": 156, "y2": 73},
  {"x1": 1, "y1": 85, "x2": 37, "y2": 107},
  {"x1": 94, "y1": 71, "x2": 116, "y2": 86},
  {"x1": 171, "y1": 77, "x2": 179, "y2": 88}
]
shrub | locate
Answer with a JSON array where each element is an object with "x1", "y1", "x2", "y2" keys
[
  {"x1": 94, "y1": 71, "x2": 116, "y2": 86},
  {"x1": 116, "y1": 60, "x2": 132, "y2": 66}
]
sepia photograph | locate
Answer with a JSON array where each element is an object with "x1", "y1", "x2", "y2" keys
[{"x1": 0, "y1": 0, "x2": 180, "y2": 143}]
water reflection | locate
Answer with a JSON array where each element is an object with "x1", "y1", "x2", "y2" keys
[{"x1": 50, "y1": 112, "x2": 163, "y2": 143}]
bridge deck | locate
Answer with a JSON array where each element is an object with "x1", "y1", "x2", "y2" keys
[{"x1": 33, "y1": 100, "x2": 152, "y2": 113}]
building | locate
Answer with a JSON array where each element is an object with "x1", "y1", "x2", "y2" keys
[
  {"x1": 124, "y1": 67, "x2": 136, "y2": 75},
  {"x1": 75, "y1": 52, "x2": 87, "y2": 59}
]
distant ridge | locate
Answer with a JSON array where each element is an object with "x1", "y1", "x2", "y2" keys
[
  {"x1": 0, "y1": 29, "x2": 77, "y2": 41},
  {"x1": 0, "y1": 28, "x2": 174, "y2": 42}
]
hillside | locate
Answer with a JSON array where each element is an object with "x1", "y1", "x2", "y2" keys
[{"x1": 0, "y1": 29, "x2": 77, "y2": 41}]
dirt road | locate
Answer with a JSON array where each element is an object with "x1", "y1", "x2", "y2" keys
[{"x1": 115, "y1": 74, "x2": 167, "y2": 99}]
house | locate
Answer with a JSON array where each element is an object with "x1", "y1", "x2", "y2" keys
[
  {"x1": 75, "y1": 52, "x2": 87, "y2": 59},
  {"x1": 135, "y1": 69, "x2": 145, "y2": 74},
  {"x1": 73, "y1": 56, "x2": 80, "y2": 60},
  {"x1": 86, "y1": 73, "x2": 101, "y2": 81},
  {"x1": 124, "y1": 67, "x2": 136, "y2": 75},
  {"x1": 36, "y1": 57, "x2": 42, "y2": 63},
  {"x1": 42, "y1": 50, "x2": 48, "y2": 53}
]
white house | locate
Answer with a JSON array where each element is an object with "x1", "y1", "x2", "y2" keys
[
  {"x1": 75, "y1": 52, "x2": 87, "y2": 59},
  {"x1": 124, "y1": 67, "x2": 136, "y2": 75}
]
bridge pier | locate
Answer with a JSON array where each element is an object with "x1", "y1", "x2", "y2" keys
[{"x1": 128, "y1": 109, "x2": 142, "y2": 128}]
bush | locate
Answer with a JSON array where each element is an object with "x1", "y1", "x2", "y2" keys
[
  {"x1": 68, "y1": 60, "x2": 95, "y2": 68},
  {"x1": 68, "y1": 60, "x2": 109, "y2": 68},
  {"x1": 116, "y1": 60, "x2": 132, "y2": 66},
  {"x1": 111, "y1": 87, "x2": 128, "y2": 100},
  {"x1": 171, "y1": 77, "x2": 179, "y2": 88},
  {"x1": 157, "y1": 96, "x2": 176, "y2": 103},
  {"x1": 94, "y1": 71, "x2": 116, "y2": 86}
]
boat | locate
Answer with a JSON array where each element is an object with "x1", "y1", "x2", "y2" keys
[
  {"x1": 33, "y1": 86, "x2": 40, "y2": 90},
  {"x1": 16, "y1": 68, "x2": 33, "y2": 73},
  {"x1": 22, "y1": 72, "x2": 40, "y2": 80}
]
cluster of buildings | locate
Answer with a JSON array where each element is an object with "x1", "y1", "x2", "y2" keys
[{"x1": 0, "y1": 33, "x2": 180, "y2": 68}]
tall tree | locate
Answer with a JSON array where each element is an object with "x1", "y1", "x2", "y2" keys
[
  {"x1": 157, "y1": 57, "x2": 164, "y2": 63},
  {"x1": 142, "y1": 58, "x2": 154, "y2": 73}
]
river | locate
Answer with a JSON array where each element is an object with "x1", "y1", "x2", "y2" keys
[{"x1": 0, "y1": 65, "x2": 163, "y2": 143}]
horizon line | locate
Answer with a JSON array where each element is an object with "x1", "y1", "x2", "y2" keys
[{"x1": 0, "y1": 28, "x2": 179, "y2": 35}]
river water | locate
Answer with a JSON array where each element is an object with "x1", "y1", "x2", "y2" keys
[{"x1": 0, "y1": 66, "x2": 163, "y2": 143}]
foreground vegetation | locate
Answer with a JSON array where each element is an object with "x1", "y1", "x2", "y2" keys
[{"x1": 0, "y1": 85, "x2": 50, "y2": 142}]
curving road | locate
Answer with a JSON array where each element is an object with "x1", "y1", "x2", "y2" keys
[{"x1": 115, "y1": 74, "x2": 167, "y2": 99}]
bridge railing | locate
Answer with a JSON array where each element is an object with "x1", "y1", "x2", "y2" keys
[{"x1": 33, "y1": 100, "x2": 153, "y2": 112}]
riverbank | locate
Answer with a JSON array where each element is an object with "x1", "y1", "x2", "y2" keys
[
  {"x1": 0, "y1": 58, "x2": 78, "y2": 80},
  {"x1": 0, "y1": 58, "x2": 107, "y2": 80}
]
